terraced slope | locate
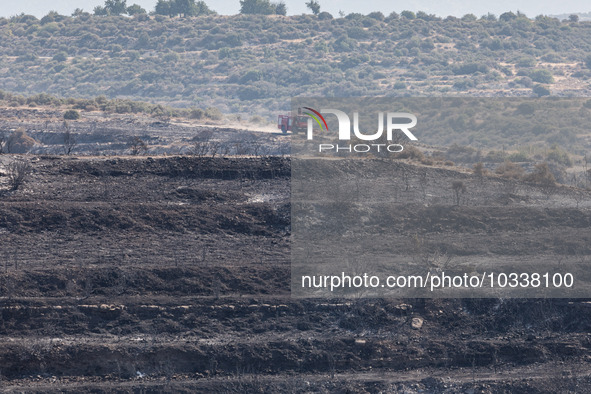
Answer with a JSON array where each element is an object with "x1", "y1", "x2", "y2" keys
[{"x1": 0, "y1": 156, "x2": 590, "y2": 392}]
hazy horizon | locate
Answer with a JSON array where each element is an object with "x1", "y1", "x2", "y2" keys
[{"x1": 1, "y1": 0, "x2": 589, "y2": 19}]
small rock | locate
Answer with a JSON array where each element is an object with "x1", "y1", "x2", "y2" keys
[{"x1": 411, "y1": 317, "x2": 424, "y2": 330}]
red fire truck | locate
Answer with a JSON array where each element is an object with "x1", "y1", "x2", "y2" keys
[{"x1": 277, "y1": 108, "x2": 308, "y2": 133}]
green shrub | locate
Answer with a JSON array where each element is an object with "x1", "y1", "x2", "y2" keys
[
  {"x1": 400, "y1": 10, "x2": 415, "y2": 19},
  {"x1": 533, "y1": 84, "x2": 551, "y2": 96},
  {"x1": 367, "y1": 12, "x2": 384, "y2": 21},
  {"x1": 528, "y1": 69, "x2": 554, "y2": 83},
  {"x1": 205, "y1": 107, "x2": 222, "y2": 120},
  {"x1": 63, "y1": 109, "x2": 80, "y2": 120},
  {"x1": 53, "y1": 52, "x2": 68, "y2": 62},
  {"x1": 393, "y1": 81, "x2": 406, "y2": 89},
  {"x1": 452, "y1": 63, "x2": 489, "y2": 75},
  {"x1": 189, "y1": 108, "x2": 205, "y2": 119},
  {"x1": 515, "y1": 56, "x2": 536, "y2": 67}
]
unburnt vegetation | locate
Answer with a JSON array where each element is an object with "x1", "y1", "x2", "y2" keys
[{"x1": 1, "y1": 8, "x2": 591, "y2": 119}]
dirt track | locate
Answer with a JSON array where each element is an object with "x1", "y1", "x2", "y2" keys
[{"x1": 1, "y1": 156, "x2": 591, "y2": 392}]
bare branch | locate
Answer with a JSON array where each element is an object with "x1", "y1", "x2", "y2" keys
[{"x1": 6, "y1": 159, "x2": 33, "y2": 190}]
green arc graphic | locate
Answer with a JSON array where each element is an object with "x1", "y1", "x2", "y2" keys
[{"x1": 303, "y1": 111, "x2": 324, "y2": 131}]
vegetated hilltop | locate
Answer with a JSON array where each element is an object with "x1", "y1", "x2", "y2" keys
[{"x1": 1, "y1": 10, "x2": 591, "y2": 118}]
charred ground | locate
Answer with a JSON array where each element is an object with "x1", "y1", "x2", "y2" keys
[{"x1": 0, "y1": 155, "x2": 591, "y2": 393}]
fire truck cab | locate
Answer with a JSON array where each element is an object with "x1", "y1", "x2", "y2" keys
[{"x1": 277, "y1": 108, "x2": 308, "y2": 133}]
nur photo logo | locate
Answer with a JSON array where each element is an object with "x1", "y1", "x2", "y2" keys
[{"x1": 301, "y1": 107, "x2": 418, "y2": 153}]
